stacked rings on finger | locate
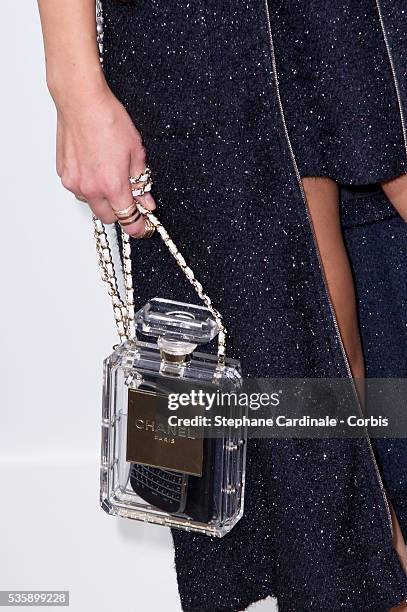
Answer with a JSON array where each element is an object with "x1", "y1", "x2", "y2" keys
[
  {"x1": 139, "y1": 216, "x2": 156, "y2": 239},
  {"x1": 112, "y1": 201, "x2": 141, "y2": 227},
  {"x1": 129, "y1": 167, "x2": 153, "y2": 197}
]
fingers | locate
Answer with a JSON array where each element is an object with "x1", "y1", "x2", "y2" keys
[
  {"x1": 129, "y1": 150, "x2": 156, "y2": 212},
  {"x1": 61, "y1": 169, "x2": 125, "y2": 224},
  {"x1": 58, "y1": 142, "x2": 155, "y2": 233},
  {"x1": 87, "y1": 197, "x2": 117, "y2": 224},
  {"x1": 140, "y1": 192, "x2": 156, "y2": 211},
  {"x1": 125, "y1": 201, "x2": 153, "y2": 238},
  {"x1": 115, "y1": 201, "x2": 147, "y2": 238},
  {"x1": 113, "y1": 152, "x2": 156, "y2": 237}
]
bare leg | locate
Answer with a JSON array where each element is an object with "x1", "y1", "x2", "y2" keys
[
  {"x1": 381, "y1": 173, "x2": 407, "y2": 223},
  {"x1": 302, "y1": 177, "x2": 364, "y2": 379},
  {"x1": 302, "y1": 177, "x2": 407, "y2": 610}
]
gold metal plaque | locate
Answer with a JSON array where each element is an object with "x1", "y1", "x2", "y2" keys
[{"x1": 126, "y1": 388, "x2": 203, "y2": 476}]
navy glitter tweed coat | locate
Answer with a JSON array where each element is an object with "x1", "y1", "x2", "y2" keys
[{"x1": 101, "y1": 1, "x2": 407, "y2": 610}]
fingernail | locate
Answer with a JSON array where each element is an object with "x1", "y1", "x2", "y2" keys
[{"x1": 142, "y1": 193, "x2": 156, "y2": 209}]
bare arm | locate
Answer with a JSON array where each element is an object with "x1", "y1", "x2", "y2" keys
[
  {"x1": 37, "y1": 0, "x2": 104, "y2": 98},
  {"x1": 37, "y1": 0, "x2": 155, "y2": 234}
]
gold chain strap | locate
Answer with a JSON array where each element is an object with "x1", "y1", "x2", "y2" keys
[
  {"x1": 93, "y1": 1, "x2": 226, "y2": 364},
  {"x1": 92, "y1": 204, "x2": 227, "y2": 365},
  {"x1": 93, "y1": 219, "x2": 129, "y2": 343}
]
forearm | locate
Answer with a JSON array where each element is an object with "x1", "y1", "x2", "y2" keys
[{"x1": 37, "y1": 0, "x2": 106, "y2": 104}]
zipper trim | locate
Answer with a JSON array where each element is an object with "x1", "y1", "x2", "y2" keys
[
  {"x1": 375, "y1": 0, "x2": 407, "y2": 157},
  {"x1": 262, "y1": 0, "x2": 393, "y2": 537}
]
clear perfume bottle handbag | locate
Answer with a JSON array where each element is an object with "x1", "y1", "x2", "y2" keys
[{"x1": 95, "y1": 201, "x2": 247, "y2": 537}]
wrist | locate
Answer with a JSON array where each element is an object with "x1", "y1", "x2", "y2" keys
[{"x1": 47, "y1": 61, "x2": 108, "y2": 107}]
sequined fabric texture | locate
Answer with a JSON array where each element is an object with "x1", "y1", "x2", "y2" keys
[
  {"x1": 101, "y1": 1, "x2": 407, "y2": 609},
  {"x1": 270, "y1": 0, "x2": 407, "y2": 184}
]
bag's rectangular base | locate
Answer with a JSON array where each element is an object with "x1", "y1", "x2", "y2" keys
[{"x1": 99, "y1": 299, "x2": 247, "y2": 538}]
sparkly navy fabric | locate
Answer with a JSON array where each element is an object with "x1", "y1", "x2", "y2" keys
[
  {"x1": 102, "y1": 1, "x2": 407, "y2": 609},
  {"x1": 271, "y1": 0, "x2": 407, "y2": 184},
  {"x1": 343, "y1": 191, "x2": 407, "y2": 537}
]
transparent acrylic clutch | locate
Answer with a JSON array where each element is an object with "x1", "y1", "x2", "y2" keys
[{"x1": 100, "y1": 298, "x2": 247, "y2": 537}]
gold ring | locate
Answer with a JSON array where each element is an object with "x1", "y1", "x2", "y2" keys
[
  {"x1": 118, "y1": 210, "x2": 142, "y2": 226},
  {"x1": 113, "y1": 202, "x2": 137, "y2": 218},
  {"x1": 130, "y1": 216, "x2": 155, "y2": 239},
  {"x1": 139, "y1": 216, "x2": 156, "y2": 239}
]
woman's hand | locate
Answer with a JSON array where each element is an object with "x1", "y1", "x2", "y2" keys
[
  {"x1": 37, "y1": 0, "x2": 154, "y2": 235},
  {"x1": 55, "y1": 83, "x2": 156, "y2": 236}
]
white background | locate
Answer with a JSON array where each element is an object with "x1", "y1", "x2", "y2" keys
[{"x1": 0, "y1": 2, "x2": 277, "y2": 611}]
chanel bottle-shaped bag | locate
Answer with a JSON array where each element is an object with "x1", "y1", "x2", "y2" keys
[{"x1": 95, "y1": 202, "x2": 247, "y2": 537}]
